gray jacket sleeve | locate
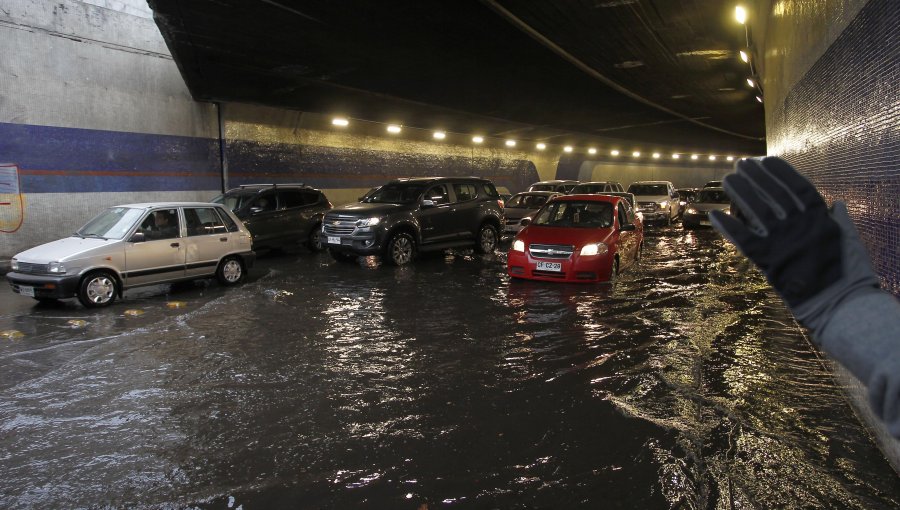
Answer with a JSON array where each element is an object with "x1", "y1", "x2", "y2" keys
[{"x1": 816, "y1": 289, "x2": 900, "y2": 438}]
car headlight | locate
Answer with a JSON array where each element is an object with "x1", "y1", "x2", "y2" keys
[
  {"x1": 10, "y1": 258, "x2": 18, "y2": 271},
  {"x1": 685, "y1": 207, "x2": 698, "y2": 214},
  {"x1": 48, "y1": 261, "x2": 67, "y2": 274},
  {"x1": 659, "y1": 201, "x2": 669, "y2": 209},
  {"x1": 356, "y1": 217, "x2": 382, "y2": 227},
  {"x1": 580, "y1": 243, "x2": 608, "y2": 256},
  {"x1": 512, "y1": 240, "x2": 525, "y2": 252}
]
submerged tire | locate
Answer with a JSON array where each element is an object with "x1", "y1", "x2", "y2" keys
[
  {"x1": 78, "y1": 271, "x2": 118, "y2": 308},
  {"x1": 474, "y1": 223, "x2": 498, "y2": 254},
  {"x1": 386, "y1": 232, "x2": 416, "y2": 266},
  {"x1": 308, "y1": 224, "x2": 324, "y2": 252},
  {"x1": 608, "y1": 259, "x2": 619, "y2": 284},
  {"x1": 217, "y1": 256, "x2": 245, "y2": 285}
]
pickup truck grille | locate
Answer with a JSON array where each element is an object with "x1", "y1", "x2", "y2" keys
[
  {"x1": 528, "y1": 244, "x2": 574, "y2": 259},
  {"x1": 323, "y1": 215, "x2": 358, "y2": 235},
  {"x1": 638, "y1": 202, "x2": 659, "y2": 212}
]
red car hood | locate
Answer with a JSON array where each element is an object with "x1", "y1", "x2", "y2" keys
[{"x1": 518, "y1": 225, "x2": 614, "y2": 247}]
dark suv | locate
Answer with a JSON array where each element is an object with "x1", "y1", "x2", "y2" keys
[
  {"x1": 320, "y1": 177, "x2": 505, "y2": 265},
  {"x1": 212, "y1": 184, "x2": 332, "y2": 251}
]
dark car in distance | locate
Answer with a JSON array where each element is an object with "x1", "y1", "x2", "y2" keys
[
  {"x1": 682, "y1": 187, "x2": 732, "y2": 229},
  {"x1": 212, "y1": 183, "x2": 332, "y2": 251},
  {"x1": 320, "y1": 177, "x2": 505, "y2": 265},
  {"x1": 528, "y1": 180, "x2": 580, "y2": 194}
]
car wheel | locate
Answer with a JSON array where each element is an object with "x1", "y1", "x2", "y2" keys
[
  {"x1": 329, "y1": 248, "x2": 358, "y2": 263},
  {"x1": 474, "y1": 223, "x2": 498, "y2": 254},
  {"x1": 308, "y1": 224, "x2": 324, "y2": 252},
  {"x1": 608, "y1": 259, "x2": 619, "y2": 284},
  {"x1": 386, "y1": 232, "x2": 415, "y2": 266},
  {"x1": 216, "y1": 256, "x2": 244, "y2": 285},
  {"x1": 77, "y1": 271, "x2": 118, "y2": 308}
]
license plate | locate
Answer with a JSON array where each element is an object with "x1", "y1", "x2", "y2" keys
[
  {"x1": 535, "y1": 261, "x2": 562, "y2": 272},
  {"x1": 327, "y1": 236, "x2": 341, "y2": 245},
  {"x1": 18, "y1": 286, "x2": 35, "y2": 297}
]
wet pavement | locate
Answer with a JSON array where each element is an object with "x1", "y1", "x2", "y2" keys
[{"x1": 1, "y1": 226, "x2": 898, "y2": 509}]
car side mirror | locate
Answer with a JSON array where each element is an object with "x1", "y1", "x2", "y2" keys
[
  {"x1": 130, "y1": 232, "x2": 146, "y2": 243},
  {"x1": 620, "y1": 223, "x2": 636, "y2": 231},
  {"x1": 520, "y1": 217, "x2": 532, "y2": 227},
  {"x1": 421, "y1": 199, "x2": 435, "y2": 208}
]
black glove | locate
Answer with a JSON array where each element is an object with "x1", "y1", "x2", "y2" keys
[{"x1": 710, "y1": 157, "x2": 880, "y2": 332}]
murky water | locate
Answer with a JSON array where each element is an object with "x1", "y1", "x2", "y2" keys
[{"x1": 1, "y1": 227, "x2": 898, "y2": 508}]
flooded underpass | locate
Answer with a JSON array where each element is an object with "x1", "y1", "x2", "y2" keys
[{"x1": 1, "y1": 227, "x2": 898, "y2": 508}]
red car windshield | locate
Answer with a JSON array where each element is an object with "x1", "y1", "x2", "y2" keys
[{"x1": 532, "y1": 201, "x2": 613, "y2": 228}]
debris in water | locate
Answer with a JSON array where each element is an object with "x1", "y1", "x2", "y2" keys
[
  {"x1": 123, "y1": 309, "x2": 145, "y2": 317},
  {"x1": 166, "y1": 301, "x2": 187, "y2": 309},
  {"x1": 0, "y1": 330, "x2": 24, "y2": 339},
  {"x1": 67, "y1": 319, "x2": 87, "y2": 328}
]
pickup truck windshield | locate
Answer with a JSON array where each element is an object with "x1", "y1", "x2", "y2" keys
[
  {"x1": 366, "y1": 183, "x2": 427, "y2": 204},
  {"x1": 627, "y1": 184, "x2": 668, "y2": 195}
]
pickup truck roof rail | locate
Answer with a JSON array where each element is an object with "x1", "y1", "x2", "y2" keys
[{"x1": 236, "y1": 183, "x2": 307, "y2": 189}]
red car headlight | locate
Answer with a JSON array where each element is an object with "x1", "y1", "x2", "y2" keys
[{"x1": 580, "y1": 243, "x2": 608, "y2": 256}]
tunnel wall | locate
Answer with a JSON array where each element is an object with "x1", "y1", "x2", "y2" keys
[
  {"x1": 554, "y1": 156, "x2": 734, "y2": 189},
  {"x1": 761, "y1": 0, "x2": 900, "y2": 470}
]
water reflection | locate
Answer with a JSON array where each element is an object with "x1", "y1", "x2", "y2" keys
[{"x1": 0, "y1": 229, "x2": 897, "y2": 508}]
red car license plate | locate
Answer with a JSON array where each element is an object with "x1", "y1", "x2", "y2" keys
[{"x1": 535, "y1": 261, "x2": 562, "y2": 272}]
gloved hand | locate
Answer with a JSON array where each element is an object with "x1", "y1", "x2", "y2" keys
[{"x1": 709, "y1": 156, "x2": 881, "y2": 335}]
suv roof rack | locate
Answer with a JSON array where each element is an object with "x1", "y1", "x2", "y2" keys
[{"x1": 237, "y1": 183, "x2": 306, "y2": 189}]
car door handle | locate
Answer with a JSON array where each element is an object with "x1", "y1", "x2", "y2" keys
[
  {"x1": 170, "y1": 242, "x2": 180, "y2": 247},
  {"x1": 219, "y1": 237, "x2": 228, "y2": 242}
]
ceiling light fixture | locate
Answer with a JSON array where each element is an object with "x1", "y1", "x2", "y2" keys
[
  {"x1": 331, "y1": 117, "x2": 349, "y2": 127},
  {"x1": 536, "y1": 143, "x2": 546, "y2": 150},
  {"x1": 588, "y1": 147, "x2": 597, "y2": 155},
  {"x1": 652, "y1": 153, "x2": 661, "y2": 159},
  {"x1": 740, "y1": 50, "x2": 749, "y2": 63},
  {"x1": 709, "y1": 155, "x2": 717, "y2": 161},
  {"x1": 472, "y1": 136, "x2": 484, "y2": 144},
  {"x1": 747, "y1": 78, "x2": 756, "y2": 88},
  {"x1": 632, "y1": 151, "x2": 641, "y2": 158},
  {"x1": 433, "y1": 131, "x2": 446, "y2": 140},
  {"x1": 672, "y1": 154, "x2": 680, "y2": 159},
  {"x1": 387, "y1": 124, "x2": 402, "y2": 134},
  {"x1": 691, "y1": 154, "x2": 699, "y2": 160},
  {"x1": 564, "y1": 146, "x2": 573, "y2": 153},
  {"x1": 727, "y1": 156, "x2": 735, "y2": 161},
  {"x1": 506, "y1": 140, "x2": 517, "y2": 147},
  {"x1": 756, "y1": 95, "x2": 763, "y2": 103},
  {"x1": 611, "y1": 150, "x2": 620, "y2": 156},
  {"x1": 735, "y1": 6, "x2": 747, "y2": 24}
]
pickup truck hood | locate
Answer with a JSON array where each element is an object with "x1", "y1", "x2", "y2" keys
[
  {"x1": 633, "y1": 194, "x2": 670, "y2": 204},
  {"x1": 14, "y1": 237, "x2": 117, "y2": 263},
  {"x1": 328, "y1": 202, "x2": 406, "y2": 216}
]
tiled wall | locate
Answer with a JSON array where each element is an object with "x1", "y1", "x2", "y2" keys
[{"x1": 766, "y1": 0, "x2": 899, "y2": 296}]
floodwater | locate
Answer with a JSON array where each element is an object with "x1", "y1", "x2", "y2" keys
[{"x1": 0, "y1": 227, "x2": 898, "y2": 509}]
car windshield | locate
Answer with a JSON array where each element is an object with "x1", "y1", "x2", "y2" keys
[
  {"x1": 212, "y1": 192, "x2": 255, "y2": 211},
  {"x1": 365, "y1": 183, "x2": 428, "y2": 204},
  {"x1": 76, "y1": 207, "x2": 144, "y2": 239},
  {"x1": 529, "y1": 184, "x2": 556, "y2": 192},
  {"x1": 532, "y1": 201, "x2": 614, "y2": 228},
  {"x1": 627, "y1": 184, "x2": 668, "y2": 195},
  {"x1": 506, "y1": 194, "x2": 550, "y2": 209},
  {"x1": 696, "y1": 190, "x2": 731, "y2": 203},
  {"x1": 572, "y1": 184, "x2": 612, "y2": 194}
]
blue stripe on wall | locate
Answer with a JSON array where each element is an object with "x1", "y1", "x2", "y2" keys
[
  {"x1": 0, "y1": 122, "x2": 541, "y2": 194},
  {"x1": 0, "y1": 122, "x2": 220, "y2": 193}
]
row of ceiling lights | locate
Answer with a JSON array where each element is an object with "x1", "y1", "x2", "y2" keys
[
  {"x1": 330, "y1": 117, "x2": 749, "y2": 161},
  {"x1": 736, "y1": 6, "x2": 763, "y2": 103}
]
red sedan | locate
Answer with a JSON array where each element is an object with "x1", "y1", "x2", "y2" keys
[{"x1": 507, "y1": 194, "x2": 643, "y2": 282}]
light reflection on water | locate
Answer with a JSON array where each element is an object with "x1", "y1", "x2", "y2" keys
[{"x1": 0, "y1": 228, "x2": 897, "y2": 508}]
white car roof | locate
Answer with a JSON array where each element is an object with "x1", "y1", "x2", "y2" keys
[{"x1": 115, "y1": 202, "x2": 225, "y2": 209}]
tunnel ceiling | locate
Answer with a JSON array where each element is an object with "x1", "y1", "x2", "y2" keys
[{"x1": 147, "y1": 0, "x2": 765, "y2": 154}]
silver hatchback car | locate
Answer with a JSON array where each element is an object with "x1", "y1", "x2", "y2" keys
[{"x1": 6, "y1": 202, "x2": 255, "y2": 308}]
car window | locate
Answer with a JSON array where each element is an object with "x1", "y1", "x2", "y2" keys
[
  {"x1": 425, "y1": 184, "x2": 450, "y2": 205},
  {"x1": 216, "y1": 208, "x2": 240, "y2": 232},
  {"x1": 251, "y1": 193, "x2": 277, "y2": 212},
  {"x1": 617, "y1": 203, "x2": 628, "y2": 227},
  {"x1": 278, "y1": 191, "x2": 307, "y2": 209},
  {"x1": 623, "y1": 200, "x2": 635, "y2": 223},
  {"x1": 481, "y1": 182, "x2": 499, "y2": 198},
  {"x1": 529, "y1": 184, "x2": 554, "y2": 192},
  {"x1": 184, "y1": 207, "x2": 227, "y2": 236},
  {"x1": 696, "y1": 189, "x2": 731, "y2": 203},
  {"x1": 452, "y1": 183, "x2": 477, "y2": 202},
  {"x1": 562, "y1": 184, "x2": 577, "y2": 193},
  {"x1": 139, "y1": 208, "x2": 180, "y2": 240},
  {"x1": 213, "y1": 192, "x2": 254, "y2": 211},
  {"x1": 533, "y1": 201, "x2": 613, "y2": 228}
]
